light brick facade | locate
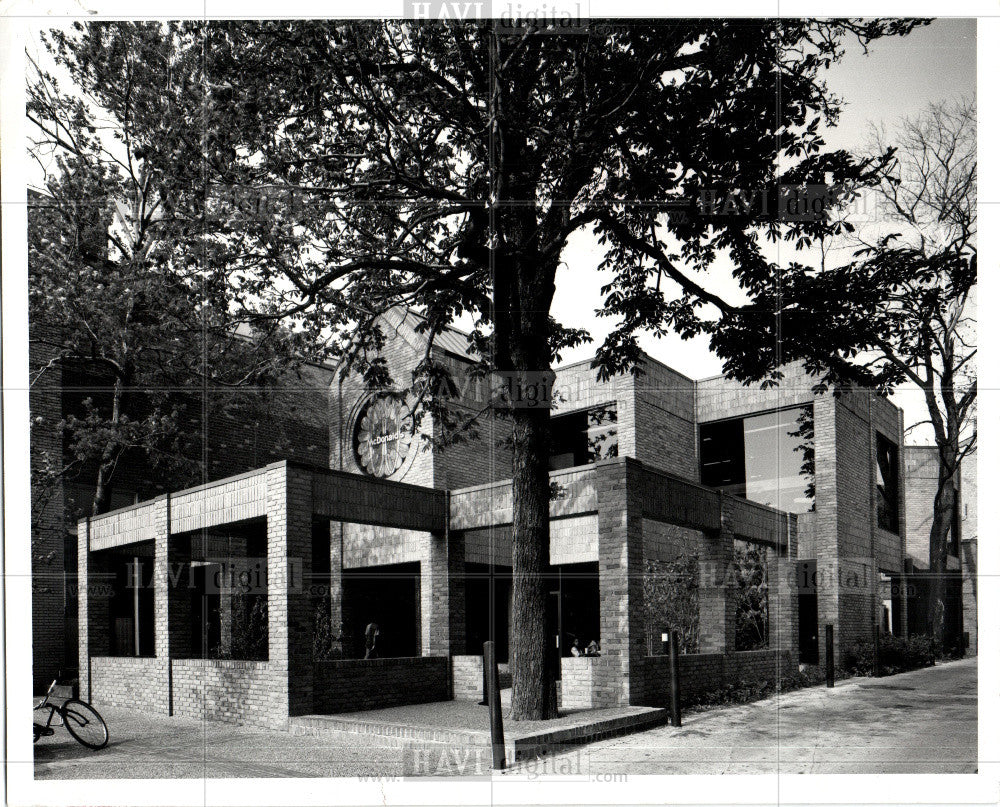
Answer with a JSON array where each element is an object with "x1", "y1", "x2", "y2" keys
[{"x1": 70, "y1": 314, "x2": 914, "y2": 725}]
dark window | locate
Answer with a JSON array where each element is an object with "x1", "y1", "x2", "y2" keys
[
  {"x1": 699, "y1": 417, "x2": 746, "y2": 495},
  {"x1": 876, "y1": 434, "x2": 899, "y2": 533},
  {"x1": 699, "y1": 405, "x2": 815, "y2": 514},
  {"x1": 549, "y1": 403, "x2": 618, "y2": 470}
]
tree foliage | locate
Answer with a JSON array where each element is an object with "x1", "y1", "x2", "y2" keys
[{"x1": 31, "y1": 19, "x2": 925, "y2": 717}]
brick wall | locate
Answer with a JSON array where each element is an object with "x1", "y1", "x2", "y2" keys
[
  {"x1": 89, "y1": 656, "x2": 169, "y2": 712},
  {"x1": 170, "y1": 659, "x2": 282, "y2": 728},
  {"x1": 639, "y1": 649, "x2": 798, "y2": 707},
  {"x1": 558, "y1": 656, "x2": 595, "y2": 709},
  {"x1": 451, "y1": 654, "x2": 483, "y2": 701},
  {"x1": 633, "y1": 360, "x2": 698, "y2": 480},
  {"x1": 312, "y1": 657, "x2": 449, "y2": 713}
]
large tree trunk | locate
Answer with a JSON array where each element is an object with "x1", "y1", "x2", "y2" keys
[
  {"x1": 924, "y1": 458, "x2": 957, "y2": 650},
  {"x1": 509, "y1": 400, "x2": 557, "y2": 720}
]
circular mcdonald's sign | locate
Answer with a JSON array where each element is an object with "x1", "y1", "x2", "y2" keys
[{"x1": 351, "y1": 394, "x2": 417, "y2": 478}]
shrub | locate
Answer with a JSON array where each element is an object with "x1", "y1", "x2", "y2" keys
[
  {"x1": 685, "y1": 666, "x2": 831, "y2": 711},
  {"x1": 843, "y1": 634, "x2": 936, "y2": 677}
]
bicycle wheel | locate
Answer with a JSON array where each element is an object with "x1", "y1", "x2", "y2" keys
[{"x1": 61, "y1": 700, "x2": 109, "y2": 749}]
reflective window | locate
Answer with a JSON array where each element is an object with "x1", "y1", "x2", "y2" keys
[{"x1": 699, "y1": 405, "x2": 815, "y2": 514}]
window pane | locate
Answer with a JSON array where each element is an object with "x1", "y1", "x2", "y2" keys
[
  {"x1": 743, "y1": 406, "x2": 814, "y2": 514},
  {"x1": 699, "y1": 405, "x2": 814, "y2": 514}
]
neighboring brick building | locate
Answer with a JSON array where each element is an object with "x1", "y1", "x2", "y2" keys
[
  {"x1": 904, "y1": 444, "x2": 975, "y2": 655},
  {"x1": 71, "y1": 310, "x2": 911, "y2": 725}
]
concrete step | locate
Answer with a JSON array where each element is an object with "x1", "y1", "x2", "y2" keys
[
  {"x1": 289, "y1": 714, "x2": 485, "y2": 749},
  {"x1": 289, "y1": 705, "x2": 670, "y2": 765}
]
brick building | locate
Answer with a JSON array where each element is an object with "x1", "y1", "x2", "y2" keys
[
  {"x1": 69, "y1": 310, "x2": 911, "y2": 725},
  {"x1": 904, "y1": 444, "x2": 975, "y2": 655},
  {"x1": 29, "y1": 319, "x2": 335, "y2": 692}
]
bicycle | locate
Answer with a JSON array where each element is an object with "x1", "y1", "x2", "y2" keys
[{"x1": 33, "y1": 680, "x2": 109, "y2": 750}]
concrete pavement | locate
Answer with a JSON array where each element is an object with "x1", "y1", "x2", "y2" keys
[
  {"x1": 508, "y1": 657, "x2": 978, "y2": 775},
  {"x1": 32, "y1": 658, "x2": 976, "y2": 778}
]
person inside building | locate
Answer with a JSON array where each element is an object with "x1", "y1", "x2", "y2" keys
[
  {"x1": 364, "y1": 622, "x2": 379, "y2": 659},
  {"x1": 569, "y1": 637, "x2": 582, "y2": 657},
  {"x1": 585, "y1": 639, "x2": 601, "y2": 656}
]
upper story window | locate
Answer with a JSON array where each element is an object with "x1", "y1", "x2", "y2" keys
[
  {"x1": 699, "y1": 405, "x2": 815, "y2": 515},
  {"x1": 549, "y1": 403, "x2": 618, "y2": 470},
  {"x1": 876, "y1": 434, "x2": 900, "y2": 533}
]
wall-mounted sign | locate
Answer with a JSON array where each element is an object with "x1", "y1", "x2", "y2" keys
[{"x1": 352, "y1": 394, "x2": 416, "y2": 478}]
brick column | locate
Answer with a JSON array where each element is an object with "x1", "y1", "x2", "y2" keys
[
  {"x1": 421, "y1": 529, "x2": 451, "y2": 656},
  {"x1": 447, "y1": 524, "x2": 467, "y2": 656},
  {"x1": 700, "y1": 493, "x2": 736, "y2": 655},
  {"x1": 149, "y1": 495, "x2": 171, "y2": 714},
  {"x1": 328, "y1": 522, "x2": 344, "y2": 650},
  {"x1": 267, "y1": 462, "x2": 314, "y2": 719},
  {"x1": 595, "y1": 459, "x2": 645, "y2": 707},
  {"x1": 77, "y1": 518, "x2": 90, "y2": 700},
  {"x1": 813, "y1": 396, "x2": 840, "y2": 670},
  {"x1": 768, "y1": 550, "x2": 799, "y2": 667}
]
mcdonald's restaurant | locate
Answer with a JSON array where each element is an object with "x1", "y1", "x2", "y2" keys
[{"x1": 76, "y1": 310, "x2": 911, "y2": 727}]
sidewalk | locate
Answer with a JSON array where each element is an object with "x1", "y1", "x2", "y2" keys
[{"x1": 509, "y1": 658, "x2": 978, "y2": 775}]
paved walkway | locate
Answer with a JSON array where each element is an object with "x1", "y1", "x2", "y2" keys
[
  {"x1": 32, "y1": 658, "x2": 976, "y2": 778},
  {"x1": 510, "y1": 658, "x2": 978, "y2": 776},
  {"x1": 32, "y1": 707, "x2": 440, "y2": 779}
]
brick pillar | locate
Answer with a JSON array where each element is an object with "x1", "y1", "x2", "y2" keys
[
  {"x1": 447, "y1": 524, "x2": 466, "y2": 656},
  {"x1": 421, "y1": 529, "x2": 451, "y2": 656},
  {"x1": 700, "y1": 536, "x2": 735, "y2": 653},
  {"x1": 267, "y1": 462, "x2": 314, "y2": 719},
  {"x1": 813, "y1": 396, "x2": 839, "y2": 670},
  {"x1": 768, "y1": 548, "x2": 799, "y2": 671},
  {"x1": 329, "y1": 522, "x2": 344, "y2": 650},
  {"x1": 150, "y1": 496, "x2": 171, "y2": 714},
  {"x1": 77, "y1": 518, "x2": 90, "y2": 700},
  {"x1": 700, "y1": 493, "x2": 736, "y2": 655},
  {"x1": 594, "y1": 459, "x2": 645, "y2": 707}
]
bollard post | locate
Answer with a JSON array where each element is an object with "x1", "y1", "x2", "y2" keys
[
  {"x1": 825, "y1": 624, "x2": 835, "y2": 687},
  {"x1": 668, "y1": 630, "x2": 682, "y2": 727},
  {"x1": 484, "y1": 641, "x2": 506, "y2": 770},
  {"x1": 478, "y1": 648, "x2": 488, "y2": 706}
]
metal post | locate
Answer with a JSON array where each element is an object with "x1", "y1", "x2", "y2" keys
[
  {"x1": 825, "y1": 624, "x2": 835, "y2": 687},
  {"x1": 479, "y1": 648, "x2": 488, "y2": 706},
  {"x1": 484, "y1": 641, "x2": 506, "y2": 770},
  {"x1": 668, "y1": 630, "x2": 682, "y2": 727}
]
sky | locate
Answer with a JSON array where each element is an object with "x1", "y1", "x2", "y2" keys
[{"x1": 549, "y1": 18, "x2": 977, "y2": 442}]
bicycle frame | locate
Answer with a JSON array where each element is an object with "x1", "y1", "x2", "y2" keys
[{"x1": 33, "y1": 680, "x2": 65, "y2": 737}]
